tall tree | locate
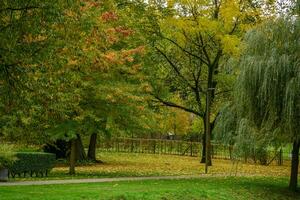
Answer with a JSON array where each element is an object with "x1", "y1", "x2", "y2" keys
[
  {"x1": 0, "y1": 0, "x2": 159, "y2": 173},
  {"x1": 224, "y1": 18, "x2": 299, "y2": 190},
  {"x1": 0, "y1": 0, "x2": 84, "y2": 143},
  {"x1": 141, "y1": 0, "x2": 268, "y2": 171}
]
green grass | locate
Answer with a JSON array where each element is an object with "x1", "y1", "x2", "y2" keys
[{"x1": 0, "y1": 177, "x2": 299, "y2": 200}]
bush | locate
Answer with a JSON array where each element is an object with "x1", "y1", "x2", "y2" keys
[
  {"x1": 9, "y1": 152, "x2": 56, "y2": 178},
  {"x1": 0, "y1": 144, "x2": 16, "y2": 169}
]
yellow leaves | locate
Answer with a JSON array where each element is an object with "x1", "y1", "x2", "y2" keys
[
  {"x1": 220, "y1": 0, "x2": 241, "y2": 31},
  {"x1": 74, "y1": 114, "x2": 85, "y2": 122},
  {"x1": 64, "y1": 10, "x2": 77, "y2": 17},
  {"x1": 52, "y1": 152, "x2": 291, "y2": 177},
  {"x1": 106, "y1": 94, "x2": 116, "y2": 103},
  {"x1": 167, "y1": 0, "x2": 176, "y2": 8},
  {"x1": 198, "y1": 18, "x2": 221, "y2": 35},
  {"x1": 67, "y1": 59, "x2": 78, "y2": 66},
  {"x1": 103, "y1": 51, "x2": 118, "y2": 63},
  {"x1": 221, "y1": 34, "x2": 241, "y2": 57},
  {"x1": 21, "y1": 117, "x2": 31, "y2": 125},
  {"x1": 157, "y1": 94, "x2": 192, "y2": 135},
  {"x1": 23, "y1": 34, "x2": 47, "y2": 44},
  {"x1": 141, "y1": 83, "x2": 153, "y2": 93}
]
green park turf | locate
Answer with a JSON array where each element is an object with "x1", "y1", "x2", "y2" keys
[{"x1": 0, "y1": 177, "x2": 299, "y2": 200}]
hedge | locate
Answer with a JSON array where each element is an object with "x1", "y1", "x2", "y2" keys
[{"x1": 8, "y1": 152, "x2": 56, "y2": 178}]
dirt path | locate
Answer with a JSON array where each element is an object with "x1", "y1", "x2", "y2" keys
[{"x1": 0, "y1": 174, "x2": 240, "y2": 186}]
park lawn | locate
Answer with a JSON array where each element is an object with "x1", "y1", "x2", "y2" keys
[
  {"x1": 0, "y1": 177, "x2": 299, "y2": 200},
  {"x1": 11, "y1": 152, "x2": 292, "y2": 181}
]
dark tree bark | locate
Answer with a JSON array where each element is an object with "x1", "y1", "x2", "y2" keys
[
  {"x1": 203, "y1": 51, "x2": 221, "y2": 171},
  {"x1": 200, "y1": 132, "x2": 206, "y2": 163},
  {"x1": 200, "y1": 117, "x2": 212, "y2": 166},
  {"x1": 75, "y1": 134, "x2": 87, "y2": 161},
  {"x1": 289, "y1": 139, "x2": 300, "y2": 191},
  {"x1": 69, "y1": 139, "x2": 77, "y2": 175},
  {"x1": 205, "y1": 86, "x2": 212, "y2": 173},
  {"x1": 87, "y1": 133, "x2": 97, "y2": 161}
]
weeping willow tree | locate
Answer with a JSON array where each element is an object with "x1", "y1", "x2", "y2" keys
[
  {"x1": 232, "y1": 17, "x2": 300, "y2": 190},
  {"x1": 215, "y1": 15, "x2": 299, "y2": 190}
]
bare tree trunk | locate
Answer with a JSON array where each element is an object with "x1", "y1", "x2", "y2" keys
[
  {"x1": 69, "y1": 139, "x2": 77, "y2": 175},
  {"x1": 200, "y1": 132, "x2": 206, "y2": 163},
  {"x1": 205, "y1": 90, "x2": 212, "y2": 173},
  {"x1": 88, "y1": 133, "x2": 97, "y2": 161},
  {"x1": 200, "y1": 117, "x2": 212, "y2": 166},
  {"x1": 289, "y1": 139, "x2": 300, "y2": 191}
]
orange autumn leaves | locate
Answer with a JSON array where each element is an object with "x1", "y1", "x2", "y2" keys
[
  {"x1": 81, "y1": 10, "x2": 145, "y2": 71},
  {"x1": 103, "y1": 46, "x2": 145, "y2": 66},
  {"x1": 101, "y1": 11, "x2": 118, "y2": 22},
  {"x1": 100, "y1": 11, "x2": 145, "y2": 67}
]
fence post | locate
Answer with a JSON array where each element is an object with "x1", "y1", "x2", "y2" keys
[
  {"x1": 131, "y1": 138, "x2": 134, "y2": 152},
  {"x1": 229, "y1": 146, "x2": 233, "y2": 160},
  {"x1": 190, "y1": 141, "x2": 193, "y2": 156},
  {"x1": 278, "y1": 148, "x2": 283, "y2": 166},
  {"x1": 117, "y1": 139, "x2": 120, "y2": 152},
  {"x1": 199, "y1": 142, "x2": 202, "y2": 157}
]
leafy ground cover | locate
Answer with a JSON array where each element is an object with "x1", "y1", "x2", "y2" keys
[
  {"x1": 0, "y1": 177, "x2": 299, "y2": 200},
  {"x1": 10, "y1": 152, "x2": 291, "y2": 181}
]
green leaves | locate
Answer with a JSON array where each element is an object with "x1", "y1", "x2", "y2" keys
[
  {"x1": 46, "y1": 120, "x2": 80, "y2": 141},
  {"x1": 215, "y1": 18, "x2": 300, "y2": 157},
  {"x1": 236, "y1": 18, "x2": 300, "y2": 137}
]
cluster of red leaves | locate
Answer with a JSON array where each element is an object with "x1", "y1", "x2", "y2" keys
[
  {"x1": 115, "y1": 27, "x2": 134, "y2": 37},
  {"x1": 80, "y1": 0, "x2": 101, "y2": 11},
  {"x1": 103, "y1": 46, "x2": 145, "y2": 65},
  {"x1": 101, "y1": 11, "x2": 118, "y2": 22},
  {"x1": 105, "y1": 26, "x2": 134, "y2": 44},
  {"x1": 121, "y1": 46, "x2": 145, "y2": 57}
]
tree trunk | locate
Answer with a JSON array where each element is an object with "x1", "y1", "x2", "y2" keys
[
  {"x1": 200, "y1": 117, "x2": 212, "y2": 166},
  {"x1": 203, "y1": 58, "x2": 219, "y2": 172},
  {"x1": 75, "y1": 134, "x2": 87, "y2": 161},
  {"x1": 88, "y1": 133, "x2": 97, "y2": 161},
  {"x1": 69, "y1": 139, "x2": 77, "y2": 175},
  {"x1": 289, "y1": 139, "x2": 300, "y2": 191},
  {"x1": 200, "y1": 132, "x2": 206, "y2": 163},
  {"x1": 205, "y1": 90, "x2": 212, "y2": 173}
]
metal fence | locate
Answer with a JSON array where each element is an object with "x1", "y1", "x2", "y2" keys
[{"x1": 97, "y1": 138, "x2": 292, "y2": 165}]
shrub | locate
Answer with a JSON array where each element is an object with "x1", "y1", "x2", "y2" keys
[
  {"x1": 0, "y1": 144, "x2": 17, "y2": 169},
  {"x1": 9, "y1": 152, "x2": 56, "y2": 178}
]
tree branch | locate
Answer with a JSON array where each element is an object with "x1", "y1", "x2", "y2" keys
[
  {"x1": 155, "y1": 46, "x2": 195, "y2": 90},
  {"x1": 197, "y1": 32, "x2": 211, "y2": 65},
  {"x1": 161, "y1": 35, "x2": 209, "y2": 66},
  {"x1": 215, "y1": 90, "x2": 232, "y2": 96},
  {"x1": 152, "y1": 94, "x2": 203, "y2": 117},
  {"x1": 210, "y1": 111, "x2": 220, "y2": 130}
]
